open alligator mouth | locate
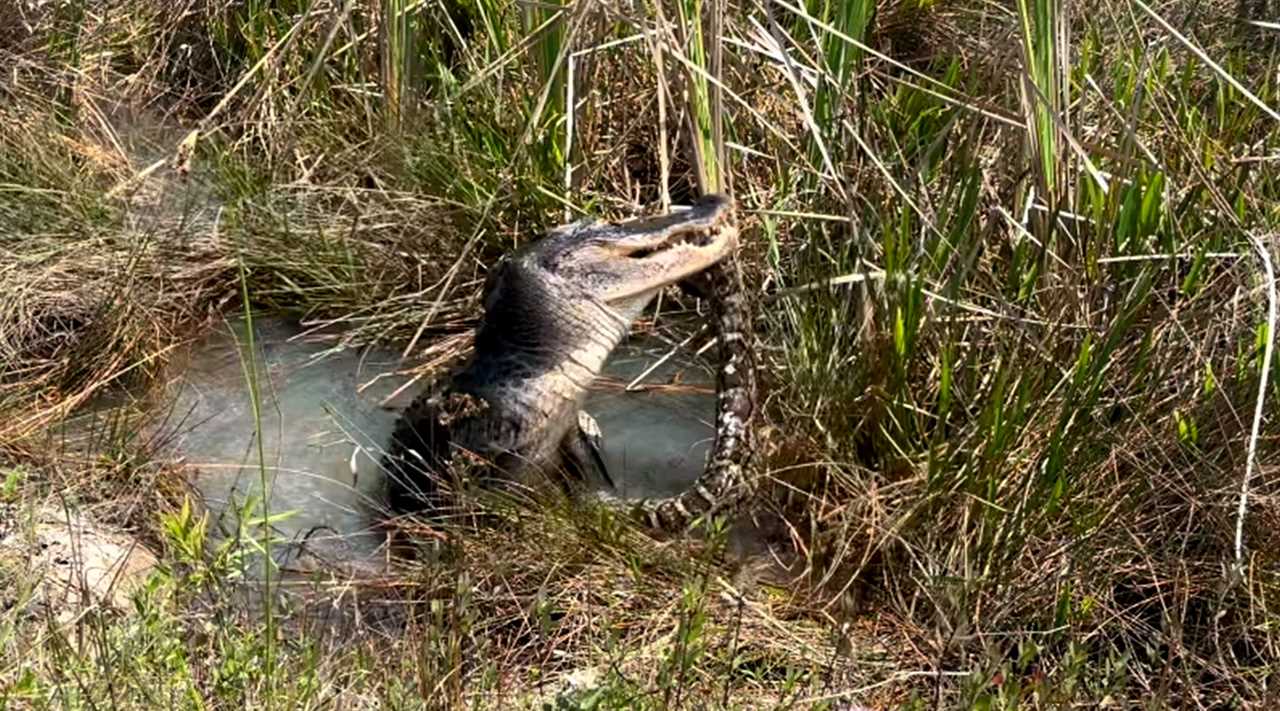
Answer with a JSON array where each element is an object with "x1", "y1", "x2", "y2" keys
[
  {"x1": 608, "y1": 195, "x2": 736, "y2": 254},
  {"x1": 629, "y1": 226, "x2": 718, "y2": 257},
  {"x1": 537, "y1": 194, "x2": 739, "y2": 304},
  {"x1": 611, "y1": 194, "x2": 735, "y2": 246}
]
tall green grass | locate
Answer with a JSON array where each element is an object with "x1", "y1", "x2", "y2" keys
[
  {"x1": 231, "y1": 265, "x2": 278, "y2": 703},
  {"x1": 381, "y1": 0, "x2": 419, "y2": 129},
  {"x1": 675, "y1": 0, "x2": 723, "y2": 192},
  {"x1": 1015, "y1": 0, "x2": 1068, "y2": 199},
  {"x1": 809, "y1": 0, "x2": 875, "y2": 188}
]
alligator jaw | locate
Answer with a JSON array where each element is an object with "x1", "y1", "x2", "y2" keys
[{"x1": 541, "y1": 194, "x2": 739, "y2": 306}]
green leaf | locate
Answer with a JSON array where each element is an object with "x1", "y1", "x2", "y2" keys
[
  {"x1": 894, "y1": 307, "x2": 907, "y2": 360},
  {"x1": 1174, "y1": 410, "x2": 1198, "y2": 447},
  {"x1": 1, "y1": 468, "x2": 21, "y2": 501},
  {"x1": 1138, "y1": 171, "x2": 1164, "y2": 235},
  {"x1": 1071, "y1": 333, "x2": 1094, "y2": 390}
]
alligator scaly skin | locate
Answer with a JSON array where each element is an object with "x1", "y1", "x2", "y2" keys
[{"x1": 382, "y1": 196, "x2": 739, "y2": 517}]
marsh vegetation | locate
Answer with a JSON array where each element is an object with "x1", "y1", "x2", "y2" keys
[{"x1": 1, "y1": 0, "x2": 1278, "y2": 707}]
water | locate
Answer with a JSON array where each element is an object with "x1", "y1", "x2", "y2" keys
[
  {"x1": 163, "y1": 317, "x2": 409, "y2": 559},
  {"x1": 164, "y1": 315, "x2": 716, "y2": 563},
  {"x1": 586, "y1": 347, "x2": 716, "y2": 498}
]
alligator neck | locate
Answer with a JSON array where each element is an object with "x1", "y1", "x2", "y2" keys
[
  {"x1": 445, "y1": 289, "x2": 637, "y2": 468},
  {"x1": 459, "y1": 299, "x2": 633, "y2": 400}
]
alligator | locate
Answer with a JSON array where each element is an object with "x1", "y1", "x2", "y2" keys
[{"x1": 382, "y1": 194, "x2": 758, "y2": 532}]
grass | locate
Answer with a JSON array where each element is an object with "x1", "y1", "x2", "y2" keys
[{"x1": 2, "y1": 0, "x2": 1279, "y2": 707}]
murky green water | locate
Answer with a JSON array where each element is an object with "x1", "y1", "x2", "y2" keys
[
  {"x1": 164, "y1": 317, "x2": 408, "y2": 559},
  {"x1": 164, "y1": 315, "x2": 716, "y2": 562}
]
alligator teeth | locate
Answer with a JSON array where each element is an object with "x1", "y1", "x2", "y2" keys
[
  {"x1": 665, "y1": 226, "x2": 718, "y2": 249},
  {"x1": 687, "y1": 228, "x2": 713, "y2": 246}
]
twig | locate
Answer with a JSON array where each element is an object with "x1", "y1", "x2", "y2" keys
[
  {"x1": 1234, "y1": 233, "x2": 1276, "y2": 575},
  {"x1": 625, "y1": 323, "x2": 708, "y2": 391}
]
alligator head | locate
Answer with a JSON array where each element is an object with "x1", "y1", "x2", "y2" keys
[
  {"x1": 528, "y1": 192, "x2": 739, "y2": 322},
  {"x1": 385, "y1": 194, "x2": 739, "y2": 513},
  {"x1": 491, "y1": 193, "x2": 735, "y2": 321},
  {"x1": 466, "y1": 193, "x2": 738, "y2": 383}
]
